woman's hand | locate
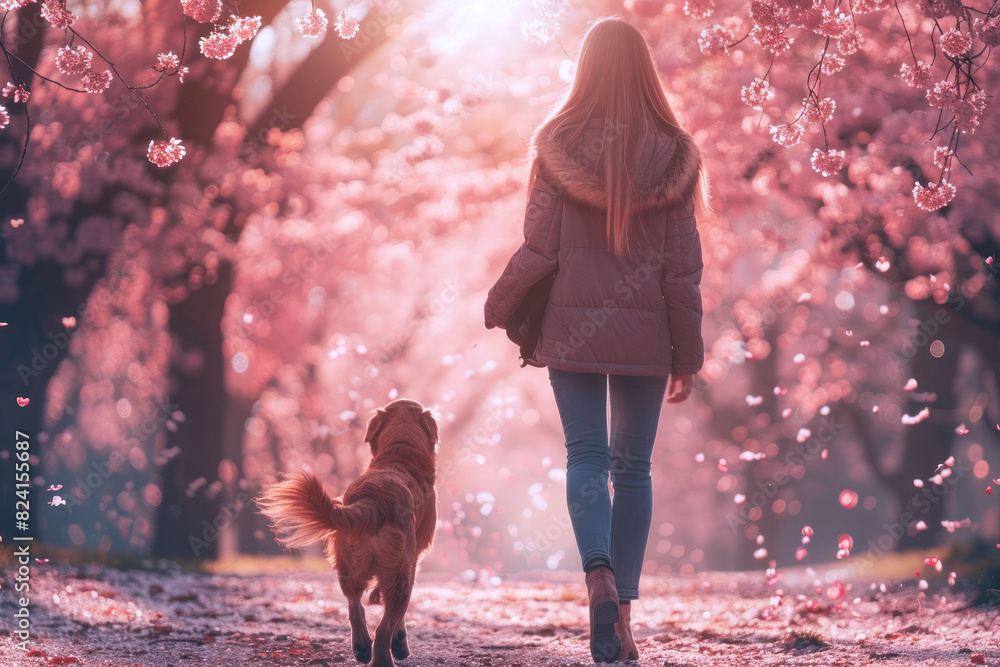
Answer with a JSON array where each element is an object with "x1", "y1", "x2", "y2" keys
[{"x1": 666, "y1": 371, "x2": 695, "y2": 403}]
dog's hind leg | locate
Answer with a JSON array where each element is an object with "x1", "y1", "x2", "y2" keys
[
  {"x1": 389, "y1": 616, "x2": 409, "y2": 661},
  {"x1": 341, "y1": 578, "x2": 372, "y2": 664},
  {"x1": 372, "y1": 576, "x2": 412, "y2": 667}
]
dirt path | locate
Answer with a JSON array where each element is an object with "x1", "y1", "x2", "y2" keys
[{"x1": 1, "y1": 563, "x2": 998, "y2": 666}]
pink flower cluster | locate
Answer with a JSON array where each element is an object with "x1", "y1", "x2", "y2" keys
[
  {"x1": 926, "y1": 80, "x2": 958, "y2": 110},
  {"x1": 751, "y1": 24, "x2": 795, "y2": 54},
  {"x1": 837, "y1": 29, "x2": 863, "y2": 55},
  {"x1": 153, "y1": 52, "x2": 188, "y2": 82},
  {"x1": 816, "y1": 9, "x2": 851, "y2": 38},
  {"x1": 55, "y1": 45, "x2": 93, "y2": 76},
  {"x1": 40, "y1": 0, "x2": 76, "y2": 29},
  {"x1": 810, "y1": 148, "x2": 845, "y2": 176},
  {"x1": 182, "y1": 0, "x2": 220, "y2": 23},
  {"x1": 939, "y1": 28, "x2": 972, "y2": 58},
  {"x1": 0, "y1": 105, "x2": 9, "y2": 129},
  {"x1": 917, "y1": 0, "x2": 962, "y2": 19},
  {"x1": 53, "y1": 44, "x2": 111, "y2": 92},
  {"x1": 802, "y1": 96, "x2": 835, "y2": 124},
  {"x1": 821, "y1": 53, "x2": 845, "y2": 74},
  {"x1": 0, "y1": 0, "x2": 35, "y2": 10},
  {"x1": 199, "y1": 15, "x2": 261, "y2": 60},
  {"x1": 683, "y1": 0, "x2": 715, "y2": 19},
  {"x1": 912, "y1": 181, "x2": 956, "y2": 211},
  {"x1": 81, "y1": 69, "x2": 113, "y2": 93},
  {"x1": 740, "y1": 78, "x2": 773, "y2": 110},
  {"x1": 147, "y1": 137, "x2": 186, "y2": 167},
  {"x1": 2, "y1": 82, "x2": 30, "y2": 104},
  {"x1": 769, "y1": 122, "x2": 804, "y2": 147},
  {"x1": 899, "y1": 61, "x2": 933, "y2": 89},
  {"x1": 852, "y1": 0, "x2": 890, "y2": 13},
  {"x1": 932, "y1": 146, "x2": 954, "y2": 169},
  {"x1": 335, "y1": 9, "x2": 361, "y2": 39},
  {"x1": 975, "y1": 15, "x2": 1000, "y2": 47},
  {"x1": 297, "y1": 7, "x2": 329, "y2": 38},
  {"x1": 698, "y1": 24, "x2": 735, "y2": 56},
  {"x1": 954, "y1": 90, "x2": 987, "y2": 133}
]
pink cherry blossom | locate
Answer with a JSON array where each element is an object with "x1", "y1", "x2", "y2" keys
[
  {"x1": 81, "y1": 69, "x2": 113, "y2": 93},
  {"x1": 55, "y1": 45, "x2": 93, "y2": 76},
  {"x1": 769, "y1": 122, "x2": 804, "y2": 147},
  {"x1": 939, "y1": 28, "x2": 972, "y2": 58},
  {"x1": 154, "y1": 52, "x2": 181, "y2": 72},
  {"x1": 852, "y1": 0, "x2": 890, "y2": 13},
  {"x1": 520, "y1": 18, "x2": 557, "y2": 45},
  {"x1": 816, "y1": 10, "x2": 851, "y2": 38},
  {"x1": 147, "y1": 137, "x2": 186, "y2": 167},
  {"x1": 229, "y1": 15, "x2": 262, "y2": 43},
  {"x1": 751, "y1": 24, "x2": 794, "y2": 55},
  {"x1": 975, "y1": 15, "x2": 1000, "y2": 47},
  {"x1": 954, "y1": 91, "x2": 987, "y2": 133},
  {"x1": 802, "y1": 96, "x2": 835, "y2": 124},
  {"x1": 200, "y1": 32, "x2": 239, "y2": 60},
  {"x1": 181, "y1": 0, "x2": 220, "y2": 23},
  {"x1": 683, "y1": 0, "x2": 714, "y2": 19},
  {"x1": 740, "y1": 78, "x2": 773, "y2": 110},
  {"x1": 2, "y1": 82, "x2": 30, "y2": 103},
  {"x1": 0, "y1": 105, "x2": 8, "y2": 129},
  {"x1": 926, "y1": 80, "x2": 959, "y2": 111},
  {"x1": 912, "y1": 181, "x2": 956, "y2": 211},
  {"x1": 297, "y1": 7, "x2": 329, "y2": 38},
  {"x1": 917, "y1": 0, "x2": 962, "y2": 19},
  {"x1": 810, "y1": 148, "x2": 846, "y2": 176},
  {"x1": 899, "y1": 61, "x2": 933, "y2": 89},
  {"x1": 933, "y1": 146, "x2": 954, "y2": 169},
  {"x1": 698, "y1": 24, "x2": 735, "y2": 56},
  {"x1": 40, "y1": 0, "x2": 76, "y2": 29},
  {"x1": 821, "y1": 53, "x2": 846, "y2": 75},
  {"x1": 837, "y1": 29, "x2": 863, "y2": 55},
  {"x1": 335, "y1": 10, "x2": 362, "y2": 40},
  {"x1": 0, "y1": 0, "x2": 36, "y2": 9}
]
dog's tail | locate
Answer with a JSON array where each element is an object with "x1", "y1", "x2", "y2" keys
[{"x1": 255, "y1": 473, "x2": 381, "y2": 549}]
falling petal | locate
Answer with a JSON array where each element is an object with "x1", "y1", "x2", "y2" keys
[{"x1": 903, "y1": 378, "x2": 918, "y2": 390}]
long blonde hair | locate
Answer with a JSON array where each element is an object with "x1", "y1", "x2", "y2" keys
[{"x1": 526, "y1": 15, "x2": 710, "y2": 256}]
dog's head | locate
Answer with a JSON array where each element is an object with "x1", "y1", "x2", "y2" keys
[{"x1": 364, "y1": 398, "x2": 439, "y2": 458}]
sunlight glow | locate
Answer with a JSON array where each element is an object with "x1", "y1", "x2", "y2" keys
[{"x1": 427, "y1": 0, "x2": 517, "y2": 55}]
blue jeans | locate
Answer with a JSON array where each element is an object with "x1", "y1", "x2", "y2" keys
[{"x1": 548, "y1": 367, "x2": 668, "y2": 601}]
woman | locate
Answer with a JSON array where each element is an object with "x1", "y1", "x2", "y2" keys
[{"x1": 484, "y1": 15, "x2": 709, "y2": 664}]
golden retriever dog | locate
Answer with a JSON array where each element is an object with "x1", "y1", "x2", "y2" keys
[{"x1": 255, "y1": 399, "x2": 438, "y2": 667}]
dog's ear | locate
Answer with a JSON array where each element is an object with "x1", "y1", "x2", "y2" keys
[
  {"x1": 419, "y1": 408, "x2": 439, "y2": 447},
  {"x1": 365, "y1": 408, "x2": 388, "y2": 455}
]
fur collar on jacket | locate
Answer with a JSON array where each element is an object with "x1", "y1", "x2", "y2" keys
[{"x1": 532, "y1": 119, "x2": 702, "y2": 212}]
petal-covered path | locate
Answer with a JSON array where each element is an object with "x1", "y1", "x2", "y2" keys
[{"x1": 1, "y1": 560, "x2": 998, "y2": 666}]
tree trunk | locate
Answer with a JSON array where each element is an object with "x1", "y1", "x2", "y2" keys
[
  {"x1": 152, "y1": 262, "x2": 232, "y2": 559},
  {"x1": 887, "y1": 298, "x2": 962, "y2": 550}
]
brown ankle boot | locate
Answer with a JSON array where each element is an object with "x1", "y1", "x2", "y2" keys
[
  {"x1": 585, "y1": 567, "x2": 621, "y2": 663},
  {"x1": 615, "y1": 602, "x2": 639, "y2": 660}
]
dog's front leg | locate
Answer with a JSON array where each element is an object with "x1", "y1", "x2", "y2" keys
[{"x1": 342, "y1": 580, "x2": 372, "y2": 663}]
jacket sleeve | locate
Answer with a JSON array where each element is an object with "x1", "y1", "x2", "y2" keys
[
  {"x1": 484, "y1": 173, "x2": 562, "y2": 329},
  {"x1": 661, "y1": 215, "x2": 704, "y2": 374}
]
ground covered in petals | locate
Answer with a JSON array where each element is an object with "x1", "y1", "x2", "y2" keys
[{"x1": 1, "y1": 561, "x2": 998, "y2": 666}]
